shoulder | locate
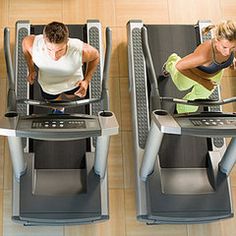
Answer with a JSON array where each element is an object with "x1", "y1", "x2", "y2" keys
[
  {"x1": 190, "y1": 40, "x2": 212, "y2": 63},
  {"x1": 176, "y1": 40, "x2": 212, "y2": 70},
  {"x1": 68, "y1": 38, "x2": 83, "y2": 49},
  {"x1": 82, "y1": 42, "x2": 99, "y2": 55},
  {"x1": 22, "y1": 35, "x2": 36, "y2": 49},
  {"x1": 82, "y1": 43, "x2": 99, "y2": 63},
  {"x1": 23, "y1": 35, "x2": 46, "y2": 56},
  {"x1": 194, "y1": 40, "x2": 212, "y2": 56}
]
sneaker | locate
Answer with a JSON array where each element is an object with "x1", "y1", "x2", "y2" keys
[
  {"x1": 160, "y1": 63, "x2": 169, "y2": 78},
  {"x1": 52, "y1": 108, "x2": 65, "y2": 114}
]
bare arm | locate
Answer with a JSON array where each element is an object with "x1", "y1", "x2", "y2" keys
[
  {"x1": 82, "y1": 43, "x2": 100, "y2": 83},
  {"x1": 22, "y1": 35, "x2": 36, "y2": 84},
  {"x1": 176, "y1": 41, "x2": 211, "y2": 71},
  {"x1": 75, "y1": 43, "x2": 100, "y2": 97},
  {"x1": 178, "y1": 67, "x2": 217, "y2": 90},
  {"x1": 176, "y1": 41, "x2": 217, "y2": 90}
]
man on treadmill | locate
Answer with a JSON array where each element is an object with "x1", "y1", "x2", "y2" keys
[{"x1": 22, "y1": 21, "x2": 99, "y2": 114}]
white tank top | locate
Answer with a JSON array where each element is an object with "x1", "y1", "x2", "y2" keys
[{"x1": 32, "y1": 35, "x2": 83, "y2": 94}]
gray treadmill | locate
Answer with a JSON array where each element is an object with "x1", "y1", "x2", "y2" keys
[
  {"x1": 127, "y1": 20, "x2": 236, "y2": 224},
  {"x1": 0, "y1": 20, "x2": 119, "y2": 225}
]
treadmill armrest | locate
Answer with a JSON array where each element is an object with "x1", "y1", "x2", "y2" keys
[
  {"x1": 152, "y1": 110, "x2": 181, "y2": 135},
  {"x1": 98, "y1": 111, "x2": 119, "y2": 136},
  {"x1": 0, "y1": 116, "x2": 18, "y2": 136}
]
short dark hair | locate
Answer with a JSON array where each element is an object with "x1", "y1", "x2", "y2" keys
[{"x1": 43, "y1": 21, "x2": 69, "y2": 44}]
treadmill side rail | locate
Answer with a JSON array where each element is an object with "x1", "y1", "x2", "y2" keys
[
  {"x1": 15, "y1": 20, "x2": 30, "y2": 115},
  {"x1": 127, "y1": 19, "x2": 156, "y2": 218}
]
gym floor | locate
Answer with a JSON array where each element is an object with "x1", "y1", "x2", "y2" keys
[{"x1": 0, "y1": 1, "x2": 236, "y2": 236}]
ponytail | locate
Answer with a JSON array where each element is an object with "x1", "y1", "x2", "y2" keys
[
  {"x1": 202, "y1": 20, "x2": 236, "y2": 41},
  {"x1": 202, "y1": 24, "x2": 215, "y2": 35}
]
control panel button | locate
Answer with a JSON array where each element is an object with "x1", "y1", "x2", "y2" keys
[
  {"x1": 32, "y1": 119, "x2": 86, "y2": 129},
  {"x1": 190, "y1": 118, "x2": 236, "y2": 127}
]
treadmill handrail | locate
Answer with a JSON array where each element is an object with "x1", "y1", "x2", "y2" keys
[
  {"x1": 100, "y1": 27, "x2": 112, "y2": 110},
  {"x1": 17, "y1": 97, "x2": 101, "y2": 109},
  {"x1": 141, "y1": 26, "x2": 161, "y2": 110},
  {"x1": 4, "y1": 27, "x2": 17, "y2": 117},
  {"x1": 161, "y1": 96, "x2": 236, "y2": 106},
  {"x1": 4, "y1": 26, "x2": 112, "y2": 113}
]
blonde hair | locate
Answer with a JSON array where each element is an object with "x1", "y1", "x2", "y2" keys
[{"x1": 202, "y1": 20, "x2": 236, "y2": 41}]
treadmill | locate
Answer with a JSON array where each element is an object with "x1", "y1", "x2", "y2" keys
[
  {"x1": 127, "y1": 20, "x2": 236, "y2": 224},
  {"x1": 0, "y1": 20, "x2": 119, "y2": 225}
]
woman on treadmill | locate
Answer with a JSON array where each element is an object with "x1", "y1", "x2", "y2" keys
[
  {"x1": 162, "y1": 20, "x2": 236, "y2": 113},
  {"x1": 22, "y1": 21, "x2": 99, "y2": 113}
]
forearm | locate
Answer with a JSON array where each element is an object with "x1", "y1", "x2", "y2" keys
[
  {"x1": 84, "y1": 56, "x2": 100, "y2": 83},
  {"x1": 23, "y1": 51, "x2": 35, "y2": 73},
  {"x1": 180, "y1": 68, "x2": 210, "y2": 85},
  {"x1": 179, "y1": 68, "x2": 216, "y2": 91}
]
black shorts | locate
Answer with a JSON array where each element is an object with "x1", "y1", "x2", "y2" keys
[{"x1": 40, "y1": 86, "x2": 79, "y2": 100}]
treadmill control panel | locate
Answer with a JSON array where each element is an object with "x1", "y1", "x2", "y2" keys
[
  {"x1": 190, "y1": 118, "x2": 236, "y2": 127},
  {"x1": 32, "y1": 119, "x2": 86, "y2": 129},
  {"x1": 164, "y1": 115, "x2": 236, "y2": 137}
]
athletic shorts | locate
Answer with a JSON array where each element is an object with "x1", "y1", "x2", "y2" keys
[{"x1": 40, "y1": 86, "x2": 79, "y2": 100}]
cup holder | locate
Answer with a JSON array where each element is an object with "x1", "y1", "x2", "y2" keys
[
  {"x1": 5, "y1": 111, "x2": 18, "y2": 118},
  {"x1": 154, "y1": 110, "x2": 168, "y2": 116},
  {"x1": 99, "y1": 111, "x2": 113, "y2": 117}
]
